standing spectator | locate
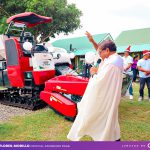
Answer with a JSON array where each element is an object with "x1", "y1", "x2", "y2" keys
[
  {"x1": 122, "y1": 46, "x2": 134, "y2": 100},
  {"x1": 132, "y1": 55, "x2": 139, "y2": 83},
  {"x1": 137, "y1": 50, "x2": 150, "y2": 101},
  {"x1": 83, "y1": 63, "x2": 92, "y2": 77}
]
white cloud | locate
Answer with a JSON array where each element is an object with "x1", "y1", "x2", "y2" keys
[{"x1": 50, "y1": 0, "x2": 150, "y2": 42}]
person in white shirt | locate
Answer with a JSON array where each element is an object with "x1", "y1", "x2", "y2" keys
[
  {"x1": 122, "y1": 46, "x2": 133, "y2": 100},
  {"x1": 137, "y1": 50, "x2": 150, "y2": 101},
  {"x1": 67, "y1": 40, "x2": 123, "y2": 141}
]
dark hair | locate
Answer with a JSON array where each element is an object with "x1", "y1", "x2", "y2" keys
[
  {"x1": 98, "y1": 40, "x2": 117, "y2": 52},
  {"x1": 133, "y1": 54, "x2": 139, "y2": 60}
]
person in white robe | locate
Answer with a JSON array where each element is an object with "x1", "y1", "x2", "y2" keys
[{"x1": 67, "y1": 40, "x2": 123, "y2": 141}]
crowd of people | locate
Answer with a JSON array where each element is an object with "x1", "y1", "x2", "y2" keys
[{"x1": 113, "y1": 44, "x2": 150, "y2": 101}]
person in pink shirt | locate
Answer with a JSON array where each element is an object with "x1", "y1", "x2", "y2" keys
[{"x1": 132, "y1": 55, "x2": 139, "y2": 83}]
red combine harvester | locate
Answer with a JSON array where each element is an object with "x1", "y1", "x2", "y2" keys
[
  {"x1": 0, "y1": 12, "x2": 131, "y2": 121},
  {"x1": 0, "y1": 12, "x2": 79, "y2": 110}
]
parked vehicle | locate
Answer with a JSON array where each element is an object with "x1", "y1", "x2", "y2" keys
[{"x1": 0, "y1": 12, "x2": 76, "y2": 110}]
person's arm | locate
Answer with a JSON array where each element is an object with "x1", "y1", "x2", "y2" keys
[
  {"x1": 138, "y1": 67, "x2": 150, "y2": 75},
  {"x1": 124, "y1": 57, "x2": 133, "y2": 71},
  {"x1": 124, "y1": 63, "x2": 132, "y2": 71},
  {"x1": 146, "y1": 70, "x2": 150, "y2": 76},
  {"x1": 137, "y1": 66, "x2": 148, "y2": 72},
  {"x1": 144, "y1": 70, "x2": 150, "y2": 75},
  {"x1": 85, "y1": 31, "x2": 98, "y2": 50},
  {"x1": 90, "y1": 67, "x2": 98, "y2": 75}
]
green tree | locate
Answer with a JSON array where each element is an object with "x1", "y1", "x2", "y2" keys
[{"x1": 0, "y1": 0, "x2": 82, "y2": 42}]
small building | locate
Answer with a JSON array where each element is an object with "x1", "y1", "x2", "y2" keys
[
  {"x1": 52, "y1": 33, "x2": 113, "y2": 72},
  {"x1": 115, "y1": 28, "x2": 150, "y2": 57}
]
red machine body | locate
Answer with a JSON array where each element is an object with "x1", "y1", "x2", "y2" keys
[
  {"x1": 5, "y1": 37, "x2": 55, "y2": 87},
  {"x1": 5, "y1": 38, "x2": 32, "y2": 87},
  {"x1": 40, "y1": 75, "x2": 89, "y2": 118},
  {"x1": 32, "y1": 71, "x2": 55, "y2": 85},
  {"x1": 44, "y1": 75, "x2": 88, "y2": 95},
  {"x1": 41, "y1": 92, "x2": 77, "y2": 117},
  {"x1": 5, "y1": 12, "x2": 54, "y2": 87}
]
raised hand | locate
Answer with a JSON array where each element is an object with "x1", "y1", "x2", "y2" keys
[
  {"x1": 85, "y1": 31, "x2": 94, "y2": 42},
  {"x1": 85, "y1": 31, "x2": 98, "y2": 50}
]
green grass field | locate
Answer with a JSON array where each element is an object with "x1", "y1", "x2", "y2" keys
[
  {"x1": 0, "y1": 87, "x2": 4, "y2": 90},
  {"x1": 0, "y1": 83, "x2": 150, "y2": 141}
]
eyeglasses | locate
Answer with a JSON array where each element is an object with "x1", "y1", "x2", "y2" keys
[{"x1": 98, "y1": 49, "x2": 106, "y2": 55}]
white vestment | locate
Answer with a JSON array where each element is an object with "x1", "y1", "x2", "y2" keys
[{"x1": 67, "y1": 53, "x2": 123, "y2": 141}]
